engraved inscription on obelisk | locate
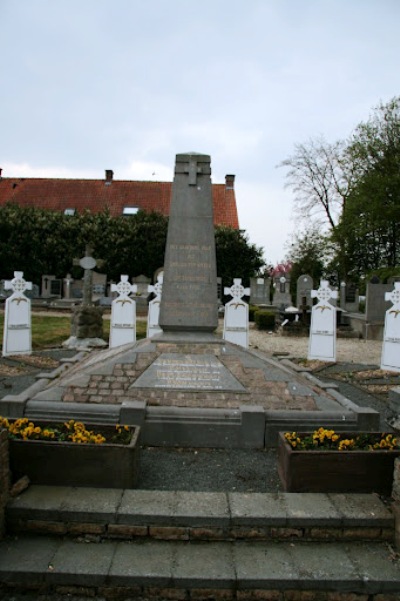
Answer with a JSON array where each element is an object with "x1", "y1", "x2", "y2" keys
[{"x1": 159, "y1": 152, "x2": 218, "y2": 332}]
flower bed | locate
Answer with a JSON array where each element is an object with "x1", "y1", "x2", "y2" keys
[
  {"x1": 278, "y1": 428, "x2": 400, "y2": 495},
  {"x1": 1, "y1": 417, "x2": 141, "y2": 489}
]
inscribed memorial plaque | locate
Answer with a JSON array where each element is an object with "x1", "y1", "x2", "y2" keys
[{"x1": 132, "y1": 353, "x2": 245, "y2": 391}]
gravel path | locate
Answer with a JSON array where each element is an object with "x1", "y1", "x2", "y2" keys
[{"x1": 249, "y1": 326, "x2": 382, "y2": 365}]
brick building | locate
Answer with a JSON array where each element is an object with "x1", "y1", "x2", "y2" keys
[{"x1": 0, "y1": 169, "x2": 239, "y2": 228}]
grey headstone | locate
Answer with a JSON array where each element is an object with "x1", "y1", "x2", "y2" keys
[
  {"x1": 159, "y1": 152, "x2": 218, "y2": 332},
  {"x1": 250, "y1": 277, "x2": 270, "y2": 305},
  {"x1": 366, "y1": 282, "x2": 392, "y2": 322},
  {"x1": 273, "y1": 275, "x2": 291, "y2": 308},
  {"x1": 296, "y1": 274, "x2": 313, "y2": 309}
]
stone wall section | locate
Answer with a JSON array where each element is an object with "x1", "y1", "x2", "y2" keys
[{"x1": 0, "y1": 428, "x2": 10, "y2": 538}]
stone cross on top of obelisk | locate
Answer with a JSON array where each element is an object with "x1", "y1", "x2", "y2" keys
[{"x1": 159, "y1": 152, "x2": 218, "y2": 333}]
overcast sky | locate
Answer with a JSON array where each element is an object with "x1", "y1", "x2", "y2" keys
[{"x1": 1, "y1": 0, "x2": 399, "y2": 266}]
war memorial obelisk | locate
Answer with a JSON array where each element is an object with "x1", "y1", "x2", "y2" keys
[
  {"x1": 159, "y1": 152, "x2": 218, "y2": 334},
  {"x1": 2, "y1": 151, "x2": 379, "y2": 449}
]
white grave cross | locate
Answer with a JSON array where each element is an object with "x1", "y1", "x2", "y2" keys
[
  {"x1": 147, "y1": 274, "x2": 163, "y2": 338},
  {"x1": 308, "y1": 280, "x2": 338, "y2": 362},
  {"x1": 109, "y1": 275, "x2": 137, "y2": 349},
  {"x1": 223, "y1": 278, "x2": 250, "y2": 348},
  {"x1": 2, "y1": 271, "x2": 33, "y2": 356},
  {"x1": 381, "y1": 282, "x2": 400, "y2": 372}
]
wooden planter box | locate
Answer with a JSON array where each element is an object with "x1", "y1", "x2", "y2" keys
[
  {"x1": 9, "y1": 423, "x2": 141, "y2": 489},
  {"x1": 277, "y1": 432, "x2": 400, "y2": 495}
]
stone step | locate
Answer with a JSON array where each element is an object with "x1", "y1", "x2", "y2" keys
[
  {"x1": 0, "y1": 534, "x2": 400, "y2": 599},
  {"x1": 6, "y1": 486, "x2": 395, "y2": 544}
]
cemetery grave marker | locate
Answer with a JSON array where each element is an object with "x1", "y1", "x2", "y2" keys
[
  {"x1": 365, "y1": 276, "x2": 392, "y2": 323},
  {"x1": 64, "y1": 246, "x2": 106, "y2": 347},
  {"x1": 73, "y1": 246, "x2": 104, "y2": 306},
  {"x1": 63, "y1": 274, "x2": 74, "y2": 299},
  {"x1": 147, "y1": 273, "x2": 163, "y2": 338},
  {"x1": 250, "y1": 276, "x2": 270, "y2": 306},
  {"x1": 308, "y1": 280, "x2": 338, "y2": 362},
  {"x1": 223, "y1": 278, "x2": 250, "y2": 348},
  {"x1": 2, "y1": 271, "x2": 32, "y2": 356},
  {"x1": 381, "y1": 282, "x2": 400, "y2": 373},
  {"x1": 296, "y1": 274, "x2": 313, "y2": 310},
  {"x1": 109, "y1": 275, "x2": 137, "y2": 349},
  {"x1": 273, "y1": 274, "x2": 291, "y2": 308}
]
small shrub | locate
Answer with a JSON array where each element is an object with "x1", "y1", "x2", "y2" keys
[
  {"x1": 255, "y1": 310, "x2": 275, "y2": 330},
  {"x1": 248, "y1": 305, "x2": 259, "y2": 322}
]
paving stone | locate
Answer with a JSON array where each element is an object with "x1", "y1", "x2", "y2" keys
[
  {"x1": 174, "y1": 491, "x2": 230, "y2": 527},
  {"x1": 116, "y1": 490, "x2": 176, "y2": 524},
  {"x1": 328, "y1": 494, "x2": 394, "y2": 527},
  {"x1": 228, "y1": 493, "x2": 286, "y2": 526},
  {"x1": 46, "y1": 538, "x2": 116, "y2": 586},
  {"x1": 287, "y1": 541, "x2": 359, "y2": 591},
  {"x1": 234, "y1": 542, "x2": 300, "y2": 589},
  {"x1": 283, "y1": 493, "x2": 340, "y2": 527},
  {"x1": 108, "y1": 539, "x2": 174, "y2": 587},
  {"x1": 7, "y1": 485, "x2": 72, "y2": 520},
  {"x1": 61, "y1": 487, "x2": 123, "y2": 523},
  {"x1": 345, "y1": 542, "x2": 400, "y2": 594},
  {"x1": 0, "y1": 535, "x2": 60, "y2": 584},
  {"x1": 174, "y1": 541, "x2": 235, "y2": 588}
]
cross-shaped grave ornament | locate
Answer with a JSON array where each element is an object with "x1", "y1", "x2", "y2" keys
[
  {"x1": 386, "y1": 282, "x2": 400, "y2": 318},
  {"x1": 148, "y1": 273, "x2": 163, "y2": 302},
  {"x1": 184, "y1": 157, "x2": 203, "y2": 186},
  {"x1": 311, "y1": 280, "x2": 338, "y2": 311},
  {"x1": 4, "y1": 271, "x2": 32, "y2": 302},
  {"x1": 111, "y1": 275, "x2": 137, "y2": 304},
  {"x1": 73, "y1": 246, "x2": 104, "y2": 306},
  {"x1": 224, "y1": 278, "x2": 250, "y2": 307}
]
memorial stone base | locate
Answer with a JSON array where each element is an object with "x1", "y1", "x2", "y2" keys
[
  {"x1": 63, "y1": 306, "x2": 107, "y2": 350},
  {"x1": 5, "y1": 330, "x2": 379, "y2": 450}
]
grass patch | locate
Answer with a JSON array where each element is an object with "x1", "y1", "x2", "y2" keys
[{"x1": 0, "y1": 313, "x2": 147, "y2": 350}]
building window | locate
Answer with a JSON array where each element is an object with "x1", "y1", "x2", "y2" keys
[
  {"x1": 64, "y1": 208, "x2": 76, "y2": 216},
  {"x1": 123, "y1": 206, "x2": 139, "y2": 216}
]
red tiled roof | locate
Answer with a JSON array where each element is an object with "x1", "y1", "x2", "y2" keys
[{"x1": 0, "y1": 175, "x2": 239, "y2": 228}]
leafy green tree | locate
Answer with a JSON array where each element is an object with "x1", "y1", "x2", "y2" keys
[
  {"x1": 0, "y1": 205, "x2": 265, "y2": 291},
  {"x1": 92, "y1": 210, "x2": 168, "y2": 281},
  {"x1": 334, "y1": 97, "x2": 400, "y2": 278},
  {"x1": 285, "y1": 227, "x2": 329, "y2": 299},
  {"x1": 215, "y1": 226, "x2": 265, "y2": 294}
]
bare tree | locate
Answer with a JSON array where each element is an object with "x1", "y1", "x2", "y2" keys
[{"x1": 278, "y1": 137, "x2": 351, "y2": 231}]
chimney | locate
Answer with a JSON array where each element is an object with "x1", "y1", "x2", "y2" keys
[
  {"x1": 225, "y1": 174, "x2": 235, "y2": 189},
  {"x1": 105, "y1": 169, "x2": 114, "y2": 184}
]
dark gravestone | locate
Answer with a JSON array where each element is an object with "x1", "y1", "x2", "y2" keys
[{"x1": 159, "y1": 152, "x2": 218, "y2": 332}]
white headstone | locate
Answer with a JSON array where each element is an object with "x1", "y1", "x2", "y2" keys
[
  {"x1": 2, "y1": 271, "x2": 32, "y2": 356},
  {"x1": 381, "y1": 282, "x2": 400, "y2": 373},
  {"x1": 308, "y1": 280, "x2": 338, "y2": 362},
  {"x1": 147, "y1": 274, "x2": 163, "y2": 338},
  {"x1": 109, "y1": 275, "x2": 137, "y2": 348},
  {"x1": 223, "y1": 278, "x2": 250, "y2": 348},
  {"x1": 63, "y1": 273, "x2": 74, "y2": 299}
]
